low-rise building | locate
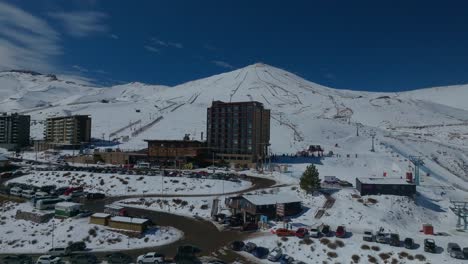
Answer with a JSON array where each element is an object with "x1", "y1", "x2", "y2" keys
[
  {"x1": 108, "y1": 216, "x2": 149, "y2": 233},
  {"x1": 89, "y1": 213, "x2": 111, "y2": 226},
  {"x1": 226, "y1": 194, "x2": 302, "y2": 219},
  {"x1": 356, "y1": 177, "x2": 416, "y2": 196},
  {"x1": 145, "y1": 138, "x2": 207, "y2": 167}
]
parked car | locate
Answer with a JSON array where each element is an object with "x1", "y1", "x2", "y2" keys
[
  {"x1": 9, "y1": 186, "x2": 22, "y2": 196},
  {"x1": 229, "y1": 241, "x2": 245, "y2": 251},
  {"x1": 404, "y1": 238, "x2": 415, "y2": 249},
  {"x1": 52, "y1": 187, "x2": 68, "y2": 196},
  {"x1": 106, "y1": 252, "x2": 133, "y2": 264},
  {"x1": 389, "y1": 233, "x2": 400, "y2": 247},
  {"x1": 447, "y1": 243, "x2": 464, "y2": 259},
  {"x1": 275, "y1": 228, "x2": 296, "y2": 237},
  {"x1": 86, "y1": 192, "x2": 106, "y2": 199},
  {"x1": 335, "y1": 226, "x2": 346, "y2": 238},
  {"x1": 136, "y1": 252, "x2": 165, "y2": 264},
  {"x1": 21, "y1": 189, "x2": 35, "y2": 198},
  {"x1": 64, "y1": 187, "x2": 83, "y2": 196},
  {"x1": 252, "y1": 247, "x2": 269, "y2": 259},
  {"x1": 241, "y1": 222, "x2": 258, "y2": 231},
  {"x1": 35, "y1": 255, "x2": 61, "y2": 264},
  {"x1": 74, "y1": 210, "x2": 93, "y2": 218},
  {"x1": 279, "y1": 254, "x2": 295, "y2": 264},
  {"x1": 70, "y1": 254, "x2": 98, "y2": 264},
  {"x1": 2, "y1": 255, "x2": 33, "y2": 264},
  {"x1": 47, "y1": 247, "x2": 69, "y2": 256},
  {"x1": 242, "y1": 242, "x2": 257, "y2": 253},
  {"x1": 295, "y1": 228, "x2": 309, "y2": 238},
  {"x1": 267, "y1": 247, "x2": 283, "y2": 262},
  {"x1": 66, "y1": 241, "x2": 86, "y2": 253},
  {"x1": 34, "y1": 191, "x2": 49, "y2": 198},
  {"x1": 463, "y1": 247, "x2": 468, "y2": 259},
  {"x1": 358, "y1": 229, "x2": 371, "y2": 240},
  {"x1": 308, "y1": 227, "x2": 320, "y2": 238},
  {"x1": 324, "y1": 176, "x2": 338, "y2": 184},
  {"x1": 319, "y1": 224, "x2": 331, "y2": 236},
  {"x1": 424, "y1": 239, "x2": 436, "y2": 253},
  {"x1": 376, "y1": 233, "x2": 389, "y2": 244}
]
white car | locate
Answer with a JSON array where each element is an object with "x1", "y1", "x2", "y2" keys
[
  {"x1": 267, "y1": 247, "x2": 283, "y2": 261},
  {"x1": 35, "y1": 191, "x2": 49, "y2": 198},
  {"x1": 36, "y1": 255, "x2": 61, "y2": 264},
  {"x1": 309, "y1": 228, "x2": 320, "y2": 238},
  {"x1": 21, "y1": 189, "x2": 36, "y2": 198},
  {"x1": 136, "y1": 252, "x2": 165, "y2": 264}
]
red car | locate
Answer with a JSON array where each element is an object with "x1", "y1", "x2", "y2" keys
[
  {"x1": 295, "y1": 228, "x2": 309, "y2": 238},
  {"x1": 335, "y1": 226, "x2": 346, "y2": 238},
  {"x1": 63, "y1": 186, "x2": 83, "y2": 196},
  {"x1": 275, "y1": 228, "x2": 296, "y2": 237}
]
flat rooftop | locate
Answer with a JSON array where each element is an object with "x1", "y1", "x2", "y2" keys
[
  {"x1": 243, "y1": 194, "x2": 302, "y2": 206},
  {"x1": 111, "y1": 216, "x2": 149, "y2": 224},
  {"x1": 357, "y1": 177, "x2": 415, "y2": 185}
]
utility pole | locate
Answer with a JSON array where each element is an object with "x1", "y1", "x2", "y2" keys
[
  {"x1": 370, "y1": 131, "x2": 376, "y2": 152},
  {"x1": 409, "y1": 156, "x2": 424, "y2": 186},
  {"x1": 212, "y1": 152, "x2": 215, "y2": 174},
  {"x1": 51, "y1": 220, "x2": 55, "y2": 249}
]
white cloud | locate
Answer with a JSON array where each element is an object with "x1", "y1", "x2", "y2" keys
[
  {"x1": 151, "y1": 37, "x2": 183, "y2": 49},
  {"x1": 110, "y1": 34, "x2": 119, "y2": 39},
  {"x1": 212, "y1": 60, "x2": 234, "y2": 69},
  {"x1": 48, "y1": 11, "x2": 108, "y2": 37},
  {"x1": 144, "y1": 45, "x2": 160, "y2": 53},
  {"x1": 72, "y1": 65, "x2": 88, "y2": 72},
  {"x1": 0, "y1": 2, "x2": 61, "y2": 72}
]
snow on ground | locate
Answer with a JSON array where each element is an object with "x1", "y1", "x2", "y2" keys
[
  {"x1": 7, "y1": 171, "x2": 252, "y2": 196},
  {"x1": 116, "y1": 196, "x2": 230, "y2": 220},
  {"x1": 0, "y1": 202, "x2": 182, "y2": 254},
  {"x1": 241, "y1": 185, "x2": 468, "y2": 264}
]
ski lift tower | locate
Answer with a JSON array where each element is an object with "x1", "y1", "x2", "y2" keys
[
  {"x1": 409, "y1": 156, "x2": 424, "y2": 186},
  {"x1": 450, "y1": 200, "x2": 468, "y2": 230},
  {"x1": 370, "y1": 131, "x2": 376, "y2": 152}
]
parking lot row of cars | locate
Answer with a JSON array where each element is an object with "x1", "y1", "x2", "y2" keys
[
  {"x1": 230, "y1": 241, "x2": 306, "y2": 264},
  {"x1": 363, "y1": 228, "x2": 468, "y2": 260}
]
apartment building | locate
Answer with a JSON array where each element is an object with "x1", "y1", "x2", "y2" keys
[
  {"x1": 207, "y1": 101, "x2": 270, "y2": 167},
  {"x1": 0, "y1": 113, "x2": 31, "y2": 150},
  {"x1": 44, "y1": 115, "x2": 91, "y2": 145}
]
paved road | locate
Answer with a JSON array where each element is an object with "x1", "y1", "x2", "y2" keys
[{"x1": 1, "y1": 170, "x2": 276, "y2": 263}]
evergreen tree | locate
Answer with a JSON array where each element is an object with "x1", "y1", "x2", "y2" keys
[{"x1": 300, "y1": 164, "x2": 321, "y2": 193}]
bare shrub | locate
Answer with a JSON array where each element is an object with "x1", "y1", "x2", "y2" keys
[
  {"x1": 351, "y1": 254, "x2": 360, "y2": 263},
  {"x1": 368, "y1": 255, "x2": 377, "y2": 263},
  {"x1": 371, "y1": 245, "x2": 380, "y2": 251},
  {"x1": 379, "y1": 253, "x2": 391, "y2": 260},
  {"x1": 320, "y1": 238, "x2": 330, "y2": 245},
  {"x1": 335, "y1": 239, "x2": 344, "y2": 248}
]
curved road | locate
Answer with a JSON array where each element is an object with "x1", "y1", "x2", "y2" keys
[
  {"x1": 80, "y1": 176, "x2": 276, "y2": 261},
  {"x1": 1, "y1": 173, "x2": 277, "y2": 262}
]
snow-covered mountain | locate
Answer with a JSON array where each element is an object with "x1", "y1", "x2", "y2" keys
[{"x1": 1, "y1": 63, "x2": 468, "y2": 188}]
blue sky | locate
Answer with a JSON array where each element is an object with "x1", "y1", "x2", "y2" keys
[{"x1": 1, "y1": 0, "x2": 468, "y2": 91}]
